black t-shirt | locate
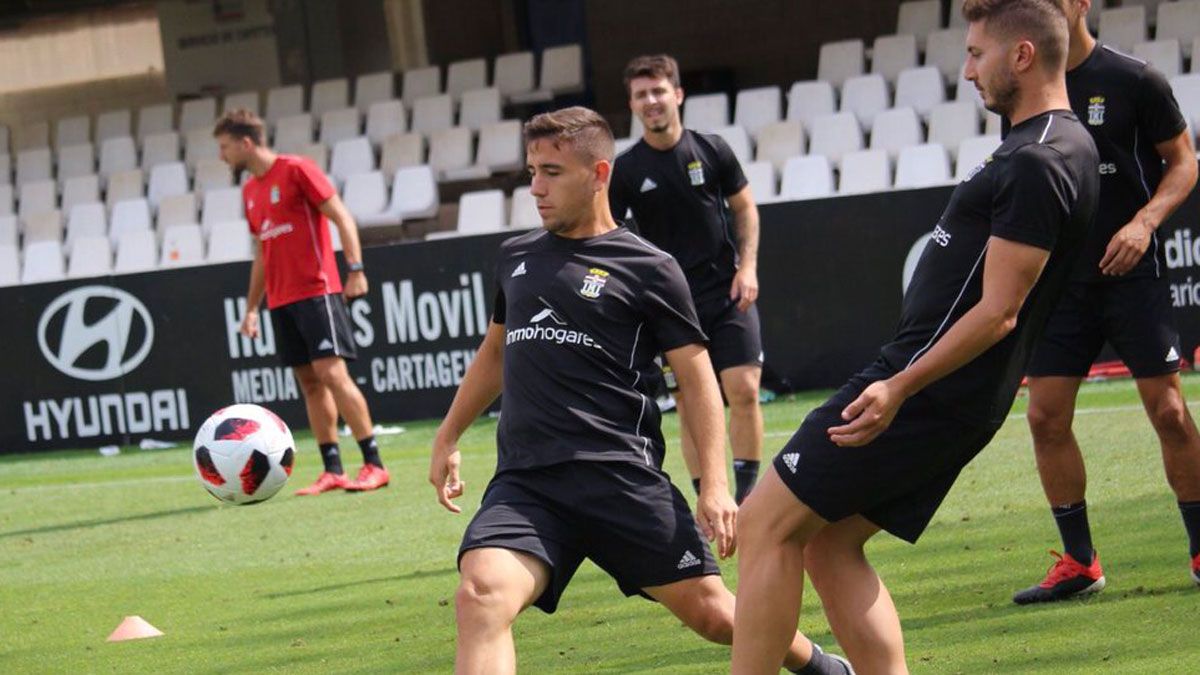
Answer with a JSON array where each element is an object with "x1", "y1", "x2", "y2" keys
[
  {"x1": 1003, "y1": 45, "x2": 1187, "y2": 283},
  {"x1": 492, "y1": 226, "x2": 706, "y2": 471},
  {"x1": 881, "y1": 110, "x2": 1100, "y2": 426},
  {"x1": 609, "y1": 130, "x2": 750, "y2": 302}
]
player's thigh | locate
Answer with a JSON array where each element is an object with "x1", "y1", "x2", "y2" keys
[
  {"x1": 703, "y1": 298, "x2": 764, "y2": 374},
  {"x1": 642, "y1": 573, "x2": 735, "y2": 639},
  {"x1": 458, "y1": 547, "x2": 552, "y2": 616},
  {"x1": 309, "y1": 354, "x2": 352, "y2": 386}
]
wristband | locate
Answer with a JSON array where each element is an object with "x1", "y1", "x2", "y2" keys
[{"x1": 347, "y1": 261, "x2": 364, "y2": 273}]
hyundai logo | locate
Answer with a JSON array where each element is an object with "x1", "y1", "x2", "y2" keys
[{"x1": 37, "y1": 286, "x2": 155, "y2": 381}]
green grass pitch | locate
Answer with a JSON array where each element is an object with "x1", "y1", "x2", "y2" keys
[{"x1": 2, "y1": 377, "x2": 1199, "y2": 673}]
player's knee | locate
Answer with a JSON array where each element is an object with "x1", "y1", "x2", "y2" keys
[
  {"x1": 1148, "y1": 395, "x2": 1192, "y2": 440},
  {"x1": 681, "y1": 593, "x2": 733, "y2": 644},
  {"x1": 723, "y1": 377, "x2": 759, "y2": 409},
  {"x1": 1026, "y1": 404, "x2": 1072, "y2": 446},
  {"x1": 294, "y1": 370, "x2": 323, "y2": 397},
  {"x1": 455, "y1": 575, "x2": 518, "y2": 627}
]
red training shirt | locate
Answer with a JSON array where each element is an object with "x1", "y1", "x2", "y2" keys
[{"x1": 243, "y1": 155, "x2": 342, "y2": 309}]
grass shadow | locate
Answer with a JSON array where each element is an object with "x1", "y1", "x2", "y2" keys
[
  {"x1": 262, "y1": 567, "x2": 456, "y2": 599},
  {"x1": 0, "y1": 505, "x2": 211, "y2": 539}
]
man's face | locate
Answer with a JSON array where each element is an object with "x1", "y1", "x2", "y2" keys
[
  {"x1": 216, "y1": 133, "x2": 252, "y2": 174},
  {"x1": 628, "y1": 75, "x2": 683, "y2": 134},
  {"x1": 964, "y1": 21, "x2": 1020, "y2": 117},
  {"x1": 526, "y1": 138, "x2": 602, "y2": 235}
]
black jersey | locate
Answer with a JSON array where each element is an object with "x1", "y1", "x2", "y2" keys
[
  {"x1": 609, "y1": 130, "x2": 749, "y2": 302},
  {"x1": 492, "y1": 227, "x2": 706, "y2": 472},
  {"x1": 881, "y1": 111, "x2": 1100, "y2": 425}
]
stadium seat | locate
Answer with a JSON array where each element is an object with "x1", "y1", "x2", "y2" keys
[
  {"x1": 382, "y1": 165, "x2": 439, "y2": 221},
  {"x1": 179, "y1": 97, "x2": 216, "y2": 134},
  {"x1": 297, "y1": 143, "x2": 329, "y2": 173},
  {"x1": 319, "y1": 107, "x2": 362, "y2": 148},
  {"x1": 223, "y1": 90, "x2": 260, "y2": 115},
  {"x1": 927, "y1": 101, "x2": 979, "y2": 156},
  {"x1": 786, "y1": 80, "x2": 837, "y2": 131},
  {"x1": 110, "y1": 198, "x2": 152, "y2": 244},
  {"x1": 0, "y1": 184, "x2": 11, "y2": 216},
  {"x1": 273, "y1": 114, "x2": 315, "y2": 155},
  {"x1": 23, "y1": 211, "x2": 62, "y2": 250},
  {"x1": 615, "y1": 136, "x2": 638, "y2": 156},
  {"x1": 266, "y1": 85, "x2": 305, "y2": 127},
  {"x1": 343, "y1": 171, "x2": 390, "y2": 221},
  {"x1": 18, "y1": 179, "x2": 57, "y2": 225},
  {"x1": 755, "y1": 120, "x2": 805, "y2": 173},
  {"x1": 956, "y1": 71, "x2": 986, "y2": 117},
  {"x1": 193, "y1": 159, "x2": 233, "y2": 196},
  {"x1": 714, "y1": 125, "x2": 753, "y2": 164},
  {"x1": 870, "y1": 107, "x2": 924, "y2": 161},
  {"x1": 871, "y1": 34, "x2": 920, "y2": 86},
  {"x1": 476, "y1": 121, "x2": 524, "y2": 173},
  {"x1": 16, "y1": 148, "x2": 52, "y2": 187},
  {"x1": 402, "y1": 66, "x2": 442, "y2": 107},
  {"x1": 1098, "y1": 6, "x2": 1147, "y2": 55},
  {"x1": 925, "y1": 28, "x2": 968, "y2": 87},
  {"x1": 380, "y1": 132, "x2": 426, "y2": 181},
  {"x1": 897, "y1": 1, "x2": 941, "y2": 50},
  {"x1": 734, "y1": 86, "x2": 782, "y2": 140},
  {"x1": 17, "y1": 121, "x2": 50, "y2": 151},
  {"x1": 184, "y1": 128, "x2": 219, "y2": 169},
  {"x1": 160, "y1": 224, "x2": 204, "y2": 267},
  {"x1": 779, "y1": 155, "x2": 835, "y2": 200},
  {"x1": 113, "y1": 228, "x2": 157, "y2": 273},
  {"x1": 412, "y1": 94, "x2": 455, "y2": 136},
  {"x1": 1171, "y1": 74, "x2": 1200, "y2": 128},
  {"x1": 99, "y1": 136, "x2": 138, "y2": 183},
  {"x1": 57, "y1": 143, "x2": 94, "y2": 185},
  {"x1": 207, "y1": 219, "x2": 253, "y2": 262},
  {"x1": 429, "y1": 127, "x2": 476, "y2": 180},
  {"x1": 141, "y1": 132, "x2": 180, "y2": 171},
  {"x1": 895, "y1": 66, "x2": 945, "y2": 120},
  {"x1": 509, "y1": 186, "x2": 539, "y2": 229},
  {"x1": 147, "y1": 162, "x2": 188, "y2": 212},
  {"x1": 0, "y1": 152, "x2": 10, "y2": 185},
  {"x1": 156, "y1": 192, "x2": 197, "y2": 231},
  {"x1": 95, "y1": 109, "x2": 132, "y2": 144},
  {"x1": 21, "y1": 240, "x2": 65, "y2": 283},
  {"x1": 0, "y1": 214, "x2": 16, "y2": 247},
  {"x1": 955, "y1": 134, "x2": 1001, "y2": 180},
  {"x1": 495, "y1": 51, "x2": 536, "y2": 102},
  {"x1": 840, "y1": 74, "x2": 890, "y2": 132},
  {"x1": 1126, "y1": 0, "x2": 1169, "y2": 26},
  {"x1": 985, "y1": 111, "x2": 1002, "y2": 135},
  {"x1": 329, "y1": 136, "x2": 376, "y2": 187},
  {"x1": 895, "y1": 143, "x2": 951, "y2": 188},
  {"x1": 64, "y1": 202, "x2": 107, "y2": 254},
  {"x1": 61, "y1": 174, "x2": 100, "y2": 215},
  {"x1": 742, "y1": 160, "x2": 778, "y2": 203},
  {"x1": 457, "y1": 189, "x2": 507, "y2": 233},
  {"x1": 0, "y1": 243, "x2": 16, "y2": 286},
  {"x1": 1157, "y1": 1, "x2": 1200, "y2": 58},
  {"x1": 66, "y1": 234, "x2": 112, "y2": 278},
  {"x1": 683, "y1": 93, "x2": 730, "y2": 133},
  {"x1": 136, "y1": 103, "x2": 174, "y2": 144},
  {"x1": 839, "y1": 149, "x2": 892, "y2": 195},
  {"x1": 0, "y1": 124, "x2": 7, "y2": 154},
  {"x1": 55, "y1": 116, "x2": 90, "y2": 149},
  {"x1": 817, "y1": 39, "x2": 866, "y2": 90},
  {"x1": 202, "y1": 187, "x2": 245, "y2": 230},
  {"x1": 106, "y1": 169, "x2": 144, "y2": 209},
  {"x1": 366, "y1": 100, "x2": 408, "y2": 148},
  {"x1": 354, "y1": 71, "x2": 395, "y2": 113},
  {"x1": 809, "y1": 112, "x2": 863, "y2": 167},
  {"x1": 536, "y1": 44, "x2": 585, "y2": 98},
  {"x1": 311, "y1": 78, "x2": 349, "y2": 118},
  {"x1": 459, "y1": 87, "x2": 502, "y2": 132},
  {"x1": 446, "y1": 58, "x2": 488, "y2": 103},
  {"x1": 1133, "y1": 40, "x2": 1182, "y2": 79}
]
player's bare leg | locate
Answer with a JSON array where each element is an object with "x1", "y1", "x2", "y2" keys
[
  {"x1": 1136, "y1": 373, "x2": 1200, "y2": 500},
  {"x1": 294, "y1": 363, "x2": 339, "y2": 444},
  {"x1": 722, "y1": 364, "x2": 764, "y2": 503},
  {"x1": 310, "y1": 356, "x2": 374, "y2": 438},
  {"x1": 1026, "y1": 376, "x2": 1087, "y2": 505},
  {"x1": 456, "y1": 548, "x2": 550, "y2": 675}
]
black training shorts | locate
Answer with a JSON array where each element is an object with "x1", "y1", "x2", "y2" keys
[
  {"x1": 269, "y1": 293, "x2": 358, "y2": 367},
  {"x1": 662, "y1": 296, "x2": 763, "y2": 391}
]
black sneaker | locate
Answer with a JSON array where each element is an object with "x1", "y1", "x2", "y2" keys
[{"x1": 1013, "y1": 550, "x2": 1105, "y2": 605}]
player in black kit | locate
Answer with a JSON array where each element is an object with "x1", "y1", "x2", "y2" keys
[
  {"x1": 731, "y1": 2, "x2": 1099, "y2": 673},
  {"x1": 429, "y1": 108, "x2": 848, "y2": 675},
  {"x1": 1012, "y1": 0, "x2": 1200, "y2": 604},
  {"x1": 610, "y1": 54, "x2": 765, "y2": 504}
]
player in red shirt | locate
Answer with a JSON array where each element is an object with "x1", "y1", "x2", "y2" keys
[{"x1": 214, "y1": 110, "x2": 389, "y2": 494}]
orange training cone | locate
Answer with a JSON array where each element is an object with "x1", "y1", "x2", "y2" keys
[{"x1": 106, "y1": 615, "x2": 164, "y2": 642}]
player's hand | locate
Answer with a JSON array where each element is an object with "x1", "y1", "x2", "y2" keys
[
  {"x1": 344, "y1": 271, "x2": 368, "y2": 300},
  {"x1": 730, "y1": 267, "x2": 759, "y2": 312},
  {"x1": 1099, "y1": 219, "x2": 1153, "y2": 276},
  {"x1": 240, "y1": 308, "x2": 259, "y2": 338},
  {"x1": 429, "y1": 441, "x2": 465, "y2": 513},
  {"x1": 828, "y1": 379, "x2": 904, "y2": 447},
  {"x1": 696, "y1": 487, "x2": 738, "y2": 559}
]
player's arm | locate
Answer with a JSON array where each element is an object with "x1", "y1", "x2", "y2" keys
[
  {"x1": 318, "y1": 196, "x2": 368, "y2": 299},
  {"x1": 1100, "y1": 129, "x2": 1198, "y2": 275},
  {"x1": 665, "y1": 343, "x2": 737, "y2": 558},
  {"x1": 829, "y1": 236, "x2": 1050, "y2": 447},
  {"x1": 727, "y1": 185, "x2": 760, "y2": 311},
  {"x1": 430, "y1": 321, "x2": 506, "y2": 513},
  {"x1": 240, "y1": 239, "x2": 266, "y2": 338}
]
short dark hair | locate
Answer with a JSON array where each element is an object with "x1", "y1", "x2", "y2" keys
[
  {"x1": 962, "y1": 0, "x2": 1069, "y2": 72},
  {"x1": 213, "y1": 109, "x2": 266, "y2": 146},
  {"x1": 523, "y1": 106, "x2": 615, "y2": 164},
  {"x1": 623, "y1": 54, "x2": 681, "y2": 95}
]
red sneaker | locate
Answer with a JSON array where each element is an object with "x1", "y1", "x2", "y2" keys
[
  {"x1": 345, "y1": 464, "x2": 390, "y2": 492},
  {"x1": 1191, "y1": 553, "x2": 1199, "y2": 586},
  {"x1": 294, "y1": 472, "x2": 350, "y2": 496},
  {"x1": 1013, "y1": 550, "x2": 1105, "y2": 604}
]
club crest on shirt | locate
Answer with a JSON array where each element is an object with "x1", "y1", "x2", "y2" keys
[
  {"x1": 687, "y1": 160, "x2": 705, "y2": 186},
  {"x1": 579, "y1": 268, "x2": 610, "y2": 299},
  {"x1": 1087, "y1": 95, "x2": 1106, "y2": 126},
  {"x1": 270, "y1": 185, "x2": 281, "y2": 204}
]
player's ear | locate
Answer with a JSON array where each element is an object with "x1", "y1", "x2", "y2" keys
[
  {"x1": 1012, "y1": 38, "x2": 1036, "y2": 75},
  {"x1": 594, "y1": 159, "x2": 612, "y2": 190}
]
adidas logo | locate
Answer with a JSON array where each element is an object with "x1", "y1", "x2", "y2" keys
[
  {"x1": 512, "y1": 261, "x2": 527, "y2": 277},
  {"x1": 640, "y1": 177, "x2": 658, "y2": 193},
  {"x1": 781, "y1": 452, "x2": 800, "y2": 474},
  {"x1": 1167, "y1": 346, "x2": 1180, "y2": 362},
  {"x1": 317, "y1": 339, "x2": 334, "y2": 350},
  {"x1": 677, "y1": 550, "x2": 702, "y2": 569}
]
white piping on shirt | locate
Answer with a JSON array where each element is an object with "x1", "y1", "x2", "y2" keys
[
  {"x1": 1131, "y1": 127, "x2": 1161, "y2": 277},
  {"x1": 906, "y1": 241, "x2": 990, "y2": 369},
  {"x1": 1038, "y1": 115, "x2": 1054, "y2": 144}
]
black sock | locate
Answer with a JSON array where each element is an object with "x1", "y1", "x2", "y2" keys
[
  {"x1": 691, "y1": 477, "x2": 702, "y2": 495},
  {"x1": 358, "y1": 435, "x2": 383, "y2": 468},
  {"x1": 733, "y1": 460, "x2": 760, "y2": 504},
  {"x1": 790, "y1": 642, "x2": 851, "y2": 675},
  {"x1": 318, "y1": 443, "x2": 344, "y2": 475},
  {"x1": 1052, "y1": 501, "x2": 1093, "y2": 565},
  {"x1": 1179, "y1": 500, "x2": 1200, "y2": 558}
]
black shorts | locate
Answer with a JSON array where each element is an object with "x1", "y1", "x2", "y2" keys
[
  {"x1": 1027, "y1": 277, "x2": 1181, "y2": 379},
  {"x1": 269, "y1": 294, "x2": 358, "y2": 367},
  {"x1": 662, "y1": 296, "x2": 763, "y2": 390},
  {"x1": 458, "y1": 461, "x2": 720, "y2": 614},
  {"x1": 772, "y1": 362, "x2": 1000, "y2": 544}
]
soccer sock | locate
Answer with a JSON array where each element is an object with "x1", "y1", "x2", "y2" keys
[
  {"x1": 789, "y1": 642, "x2": 851, "y2": 675},
  {"x1": 318, "y1": 443, "x2": 344, "y2": 475},
  {"x1": 1178, "y1": 500, "x2": 1200, "y2": 557},
  {"x1": 733, "y1": 459, "x2": 761, "y2": 504},
  {"x1": 1051, "y1": 501, "x2": 1094, "y2": 565},
  {"x1": 691, "y1": 478, "x2": 702, "y2": 495},
  {"x1": 358, "y1": 436, "x2": 383, "y2": 468}
]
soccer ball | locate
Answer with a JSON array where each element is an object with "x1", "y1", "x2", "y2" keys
[{"x1": 193, "y1": 404, "x2": 295, "y2": 504}]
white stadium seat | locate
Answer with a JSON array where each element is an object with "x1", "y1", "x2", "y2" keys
[
  {"x1": 179, "y1": 97, "x2": 217, "y2": 134},
  {"x1": 273, "y1": 114, "x2": 315, "y2": 155},
  {"x1": 955, "y1": 134, "x2": 1002, "y2": 181},
  {"x1": 809, "y1": 112, "x2": 864, "y2": 167},
  {"x1": 61, "y1": 174, "x2": 100, "y2": 216},
  {"x1": 329, "y1": 136, "x2": 376, "y2": 187},
  {"x1": 381, "y1": 165, "x2": 439, "y2": 221},
  {"x1": 0, "y1": 214, "x2": 16, "y2": 247},
  {"x1": 17, "y1": 121, "x2": 50, "y2": 151},
  {"x1": 927, "y1": 101, "x2": 980, "y2": 156},
  {"x1": 402, "y1": 66, "x2": 442, "y2": 107},
  {"x1": 380, "y1": 132, "x2": 426, "y2": 181},
  {"x1": 895, "y1": 143, "x2": 951, "y2": 188},
  {"x1": 67, "y1": 234, "x2": 112, "y2": 278},
  {"x1": 787, "y1": 80, "x2": 837, "y2": 130},
  {"x1": 266, "y1": 85, "x2": 305, "y2": 127},
  {"x1": 156, "y1": 192, "x2": 198, "y2": 231},
  {"x1": 1133, "y1": 40, "x2": 1182, "y2": 79},
  {"x1": 713, "y1": 125, "x2": 753, "y2": 164},
  {"x1": 16, "y1": 148, "x2": 52, "y2": 187},
  {"x1": 99, "y1": 136, "x2": 138, "y2": 183},
  {"x1": 459, "y1": 87, "x2": 502, "y2": 132},
  {"x1": 136, "y1": 103, "x2": 174, "y2": 144},
  {"x1": 193, "y1": 159, "x2": 233, "y2": 196},
  {"x1": 1098, "y1": 6, "x2": 1147, "y2": 55},
  {"x1": 0, "y1": 243, "x2": 17, "y2": 286},
  {"x1": 141, "y1": 131, "x2": 180, "y2": 171},
  {"x1": 319, "y1": 107, "x2": 363, "y2": 148},
  {"x1": 0, "y1": 183, "x2": 11, "y2": 216},
  {"x1": 113, "y1": 229, "x2": 157, "y2": 273},
  {"x1": 430, "y1": 127, "x2": 476, "y2": 180},
  {"x1": 366, "y1": 100, "x2": 407, "y2": 147},
  {"x1": 342, "y1": 171, "x2": 390, "y2": 221},
  {"x1": 24, "y1": 209, "x2": 63, "y2": 244},
  {"x1": 734, "y1": 86, "x2": 782, "y2": 140},
  {"x1": 779, "y1": 155, "x2": 835, "y2": 200},
  {"x1": 110, "y1": 198, "x2": 152, "y2": 244},
  {"x1": 742, "y1": 160, "x2": 778, "y2": 203},
  {"x1": 494, "y1": 51, "x2": 536, "y2": 102},
  {"x1": 207, "y1": 219, "x2": 253, "y2": 262},
  {"x1": 537, "y1": 44, "x2": 585, "y2": 97},
  {"x1": 683, "y1": 93, "x2": 730, "y2": 133},
  {"x1": 926, "y1": 28, "x2": 968, "y2": 87},
  {"x1": 19, "y1": 179, "x2": 57, "y2": 224},
  {"x1": 223, "y1": 90, "x2": 260, "y2": 115},
  {"x1": 184, "y1": 128, "x2": 220, "y2": 169},
  {"x1": 411, "y1": 94, "x2": 455, "y2": 136},
  {"x1": 355, "y1": 71, "x2": 395, "y2": 113},
  {"x1": 895, "y1": 66, "x2": 945, "y2": 120},
  {"x1": 457, "y1": 189, "x2": 507, "y2": 234},
  {"x1": 160, "y1": 224, "x2": 204, "y2": 267},
  {"x1": 897, "y1": 0, "x2": 942, "y2": 51},
  {"x1": 755, "y1": 120, "x2": 805, "y2": 173},
  {"x1": 202, "y1": 187, "x2": 245, "y2": 229},
  {"x1": 509, "y1": 186, "x2": 540, "y2": 229},
  {"x1": 818, "y1": 39, "x2": 865, "y2": 90},
  {"x1": 1157, "y1": 1, "x2": 1200, "y2": 57},
  {"x1": 310, "y1": 78, "x2": 350, "y2": 118},
  {"x1": 476, "y1": 120, "x2": 524, "y2": 173},
  {"x1": 96, "y1": 109, "x2": 132, "y2": 144},
  {"x1": 870, "y1": 106, "x2": 924, "y2": 161},
  {"x1": 1171, "y1": 74, "x2": 1200, "y2": 129},
  {"x1": 55, "y1": 116, "x2": 90, "y2": 149},
  {"x1": 57, "y1": 143, "x2": 94, "y2": 184},
  {"x1": 840, "y1": 74, "x2": 890, "y2": 132},
  {"x1": 65, "y1": 203, "x2": 107, "y2": 254},
  {"x1": 21, "y1": 240, "x2": 65, "y2": 283},
  {"x1": 839, "y1": 149, "x2": 892, "y2": 195},
  {"x1": 446, "y1": 58, "x2": 488, "y2": 103},
  {"x1": 147, "y1": 162, "x2": 188, "y2": 210},
  {"x1": 872, "y1": 34, "x2": 920, "y2": 86},
  {"x1": 106, "y1": 169, "x2": 144, "y2": 209}
]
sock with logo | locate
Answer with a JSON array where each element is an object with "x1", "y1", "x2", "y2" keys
[
  {"x1": 358, "y1": 436, "x2": 383, "y2": 468},
  {"x1": 318, "y1": 443, "x2": 344, "y2": 475},
  {"x1": 1051, "y1": 501, "x2": 1094, "y2": 566},
  {"x1": 733, "y1": 459, "x2": 761, "y2": 504},
  {"x1": 691, "y1": 478, "x2": 702, "y2": 495},
  {"x1": 1179, "y1": 501, "x2": 1200, "y2": 557},
  {"x1": 789, "y1": 642, "x2": 852, "y2": 675}
]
